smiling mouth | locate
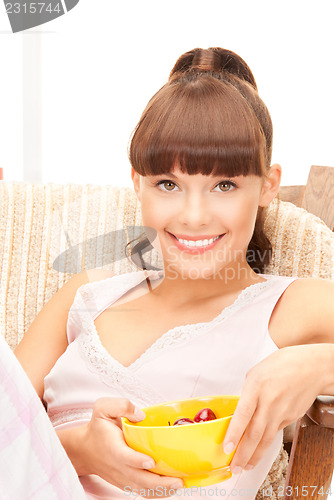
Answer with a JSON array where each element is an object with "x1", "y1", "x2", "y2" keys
[{"x1": 167, "y1": 232, "x2": 225, "y2": 251}]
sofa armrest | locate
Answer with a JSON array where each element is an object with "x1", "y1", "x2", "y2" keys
[
  {"x1": 307, "y1": 396, "x2": 334, "y2": 428},
  {"x1": 284, "y1": 396, "x2": 334, "y2": 500}
]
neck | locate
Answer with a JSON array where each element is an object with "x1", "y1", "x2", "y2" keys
[{"x1": 149, "y1": 259, "x2": 264, "y2": 305}]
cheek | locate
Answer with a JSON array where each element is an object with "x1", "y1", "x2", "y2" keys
[
  {"x1": 227, "y1": 198, "x2": 259, "y2": 237},
  {"x1": 140, "y1": 198, "x2": 164, "y2": 228},
  {"x1": 139, "y1": 198, "x2": 165, "y2": 252}
]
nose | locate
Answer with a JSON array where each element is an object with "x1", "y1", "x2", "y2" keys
[{"x1": 178, "y1": 192, "x2": 212, "y2": 227}]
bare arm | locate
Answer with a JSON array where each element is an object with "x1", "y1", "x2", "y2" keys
[
  {"x1": 14, "y1": 269, "x2": 114, "y2": 399},
  {"x1": 223, "y1": 278, "x2": 334, "y2": 473}
]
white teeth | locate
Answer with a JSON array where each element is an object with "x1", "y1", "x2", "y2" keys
[{"x1": 176, "y1": 235, "x2": 220, "y2": 247}]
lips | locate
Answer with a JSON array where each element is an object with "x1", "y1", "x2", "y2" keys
[{"x1": 167, "y1": 232, "x2": 225, "y2": 253}]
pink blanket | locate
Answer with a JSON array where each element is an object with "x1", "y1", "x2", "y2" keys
[{"x1": 0, "y1": 334, "x2": 86, "y2": 499}]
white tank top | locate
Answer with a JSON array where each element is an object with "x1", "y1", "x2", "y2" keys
[{"x1": 44, "y1": 270, "x2": 297, "y2": 499}]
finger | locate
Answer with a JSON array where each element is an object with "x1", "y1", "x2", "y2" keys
[
  {"x1": 112, "y1": 433, "x2": 184, "y2": 493},
  {"x1": 111, "y1": 428, "x2": 158, "y2": 470},
  {"x1": 94, "y1": 397, "x2": 146, "y2": 423},
  {"x1": 108, "y1": 464, "x2": 183, "y2": 498},
  {"x1": 242, "y1": 427, "x2": 279, "y2": 470},
  {"x1": 229, "y1": 411, "x2": 267, "y2": 471},
  {"x1": 120, "y1": 445, "x2": 157, "y2": 470},
  {"x1": 223, "y1": 392, "x2": 257, "y2": 456}
]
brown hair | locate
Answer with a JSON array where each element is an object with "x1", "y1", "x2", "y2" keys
[{"x1": 128, "y1": 47, "x2": 274, "y2": 272}]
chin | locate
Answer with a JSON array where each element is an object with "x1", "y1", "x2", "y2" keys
[{"x1": 164, "y1": 262, "x2": 223, "y2": 281}]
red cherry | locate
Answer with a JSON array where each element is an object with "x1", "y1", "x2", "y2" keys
[
  {"x1": 173, "y1": 417, "x2": 195, "y2": 426},
  {"x1": 194, "y1": 408, "x2": 217, "y2": 422}
]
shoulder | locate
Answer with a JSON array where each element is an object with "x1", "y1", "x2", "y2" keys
[
  {"x1": 69, "y1": 268, "x2": 115, "y2": 286},
  {"x1": 64, "y1": 269, "x2": 119, "y2": 312},
  {"x1": 14, "y1": 268, "x2": 115, "y2": 398},
  {"x1": 62, "y1": 269, "x2": 115, "y2": 299},
  {"x1": 278, "y1": 277, "x2": 334, "y2": 314},
  {"x1": 269, "y1": 277, "x2": 334, "y2": 346}
]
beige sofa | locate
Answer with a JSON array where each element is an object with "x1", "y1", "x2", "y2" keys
[{"x1": 1, "y1": 181, "x2": 334, "y2": 497}]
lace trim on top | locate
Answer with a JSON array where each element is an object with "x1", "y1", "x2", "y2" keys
[
  {"x1": 130, "y1": 278, "x2": 274, "y2": 369},
  {"x1": 48, "y1": 408, "x2": 93, "y2": 427},
  {"x1": 71, "y1": 271, "x2": 277, "y2": 405}
]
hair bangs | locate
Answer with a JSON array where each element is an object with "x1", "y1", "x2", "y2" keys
[{"x1": 129, "y1": 76, "x2": 266, "y2": 178}]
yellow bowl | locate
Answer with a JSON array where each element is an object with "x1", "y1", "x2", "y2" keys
[{"x1": 122, "y1": 395, "x2": 239, "y2": 487}]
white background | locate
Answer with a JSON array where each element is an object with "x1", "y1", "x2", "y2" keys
[{"x1": 0, "y1": 0, "x2": 333, "y2": 189}]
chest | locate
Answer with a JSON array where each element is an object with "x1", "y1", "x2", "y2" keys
[{"x1": 93, "y1": 291, "x2": 239, "y2": 368}]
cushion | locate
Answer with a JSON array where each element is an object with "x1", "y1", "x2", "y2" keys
[
  {"x1": 0, "y1": 182, "x2": 333, "y2": 350},
  {"x1": 264, "y1": 198, "x2": 334, "y2": 279}
]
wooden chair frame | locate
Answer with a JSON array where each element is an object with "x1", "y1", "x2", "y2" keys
[
  {"x1": 279, "y1": 165, "x2": 334, "y2": 231},
  {"x1": 279, "y1": 166, "x2": 334, "y2": 499}
]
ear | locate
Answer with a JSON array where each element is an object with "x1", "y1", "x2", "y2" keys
[
  {"x1": 131, "y1": 167, "x2": 141, "y2": 202},
  {"x1": 259, "y1": 164, "x2": 282, "y2": 207}
]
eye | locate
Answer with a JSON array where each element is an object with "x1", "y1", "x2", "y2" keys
[
  {"x1": 156, "y1": 180, "x2": 179, "y2": 192},
  {"x1": 214, "y1": 181, "x2": 236, "y2": 192}
]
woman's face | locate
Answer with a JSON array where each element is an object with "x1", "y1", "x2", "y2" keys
[{"x1": 132, "y1": 165, "x2": 280, "y2": 280}]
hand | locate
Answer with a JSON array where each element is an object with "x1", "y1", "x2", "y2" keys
[
  {"x1": 63, "y1": 398, "x2": 183, "y2": 497},
  {"x1": 223, "y1": 345, "x2": 326, "y2": 473}
]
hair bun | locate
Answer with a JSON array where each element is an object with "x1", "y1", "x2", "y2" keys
[{"x1": 169, "y1": 47, "x2": 257, "y2": 90}]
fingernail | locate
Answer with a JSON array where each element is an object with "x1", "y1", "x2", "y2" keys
[
  {"x1": 245, "y1": 464, "x2": 254, "y2": 471},
  {"x1": 170, "y1": 482, "x2": 183, "y2": 490},
  {"x1": 231, "y1": 466, "x2": 243, "y2": 474},
  {"x1": 224, "y1": 442, "x2": 235, "y2": 454},
  {"x1": 134, "y1": 407, "x2": 146, "y2": 420},
  {"x1": 142, "y1": 460, "x2": 155, "y2": 469}
]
